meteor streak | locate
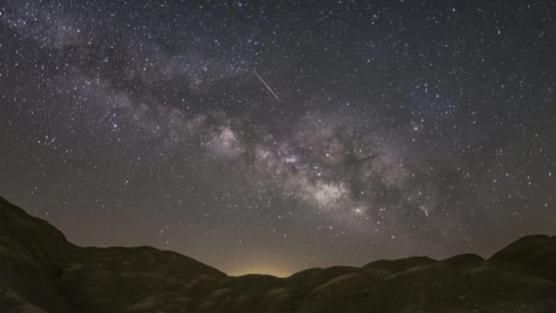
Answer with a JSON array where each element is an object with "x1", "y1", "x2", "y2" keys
[{"x1": 254, "y1": 70, "x2": 281, "y2": 102}]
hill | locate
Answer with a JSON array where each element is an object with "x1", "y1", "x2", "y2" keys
[{"x1": 1, "y1": 197, "x2": 555, "y2": 313}]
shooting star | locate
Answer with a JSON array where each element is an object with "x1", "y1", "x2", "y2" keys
[{"x1": 254, "y1": 70, "x2": 281, "y2": 102}]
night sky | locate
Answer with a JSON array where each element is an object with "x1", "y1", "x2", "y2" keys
[{"x1": 1, "y1": 0, "x2": 555, "y2": 277}]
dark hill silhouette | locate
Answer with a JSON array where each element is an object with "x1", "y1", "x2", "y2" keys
[{"x1": 0, "y1": 196, "x2": 555, "y2": 313}]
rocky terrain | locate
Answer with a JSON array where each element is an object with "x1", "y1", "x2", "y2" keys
[{"x1": 1, "y1": 196, "x2": 555, "y2": 313}]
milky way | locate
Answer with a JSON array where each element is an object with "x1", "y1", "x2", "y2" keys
[{"x1": 1, "y1": 1, "x2": 555, "y2": 276}]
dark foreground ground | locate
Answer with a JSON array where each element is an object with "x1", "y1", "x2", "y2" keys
[{"x1": 0, "y1": 196, "x2": 555, "y2": 313}]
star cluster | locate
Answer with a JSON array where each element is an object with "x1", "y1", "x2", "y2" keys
[{"x1": 1, "y1": 0, "x2": 555, "y2": 276}]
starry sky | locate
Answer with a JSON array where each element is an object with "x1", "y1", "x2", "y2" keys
[{"x1": 1, "y1": 0, "x2": 555, "y2": 277}]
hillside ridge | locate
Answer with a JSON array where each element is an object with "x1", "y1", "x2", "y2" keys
[{"x1": 1, "y1": 197, "x2": 555, "y2": 313}]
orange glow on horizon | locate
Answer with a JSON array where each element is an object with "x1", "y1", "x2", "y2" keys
[{"x1": 227, "y1": 265, "x2": 294, "y2": 278}]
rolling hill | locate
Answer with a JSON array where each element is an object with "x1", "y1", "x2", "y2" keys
[{"x1": 1, "y1": 196, "x2": 555, "y2": 313}]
